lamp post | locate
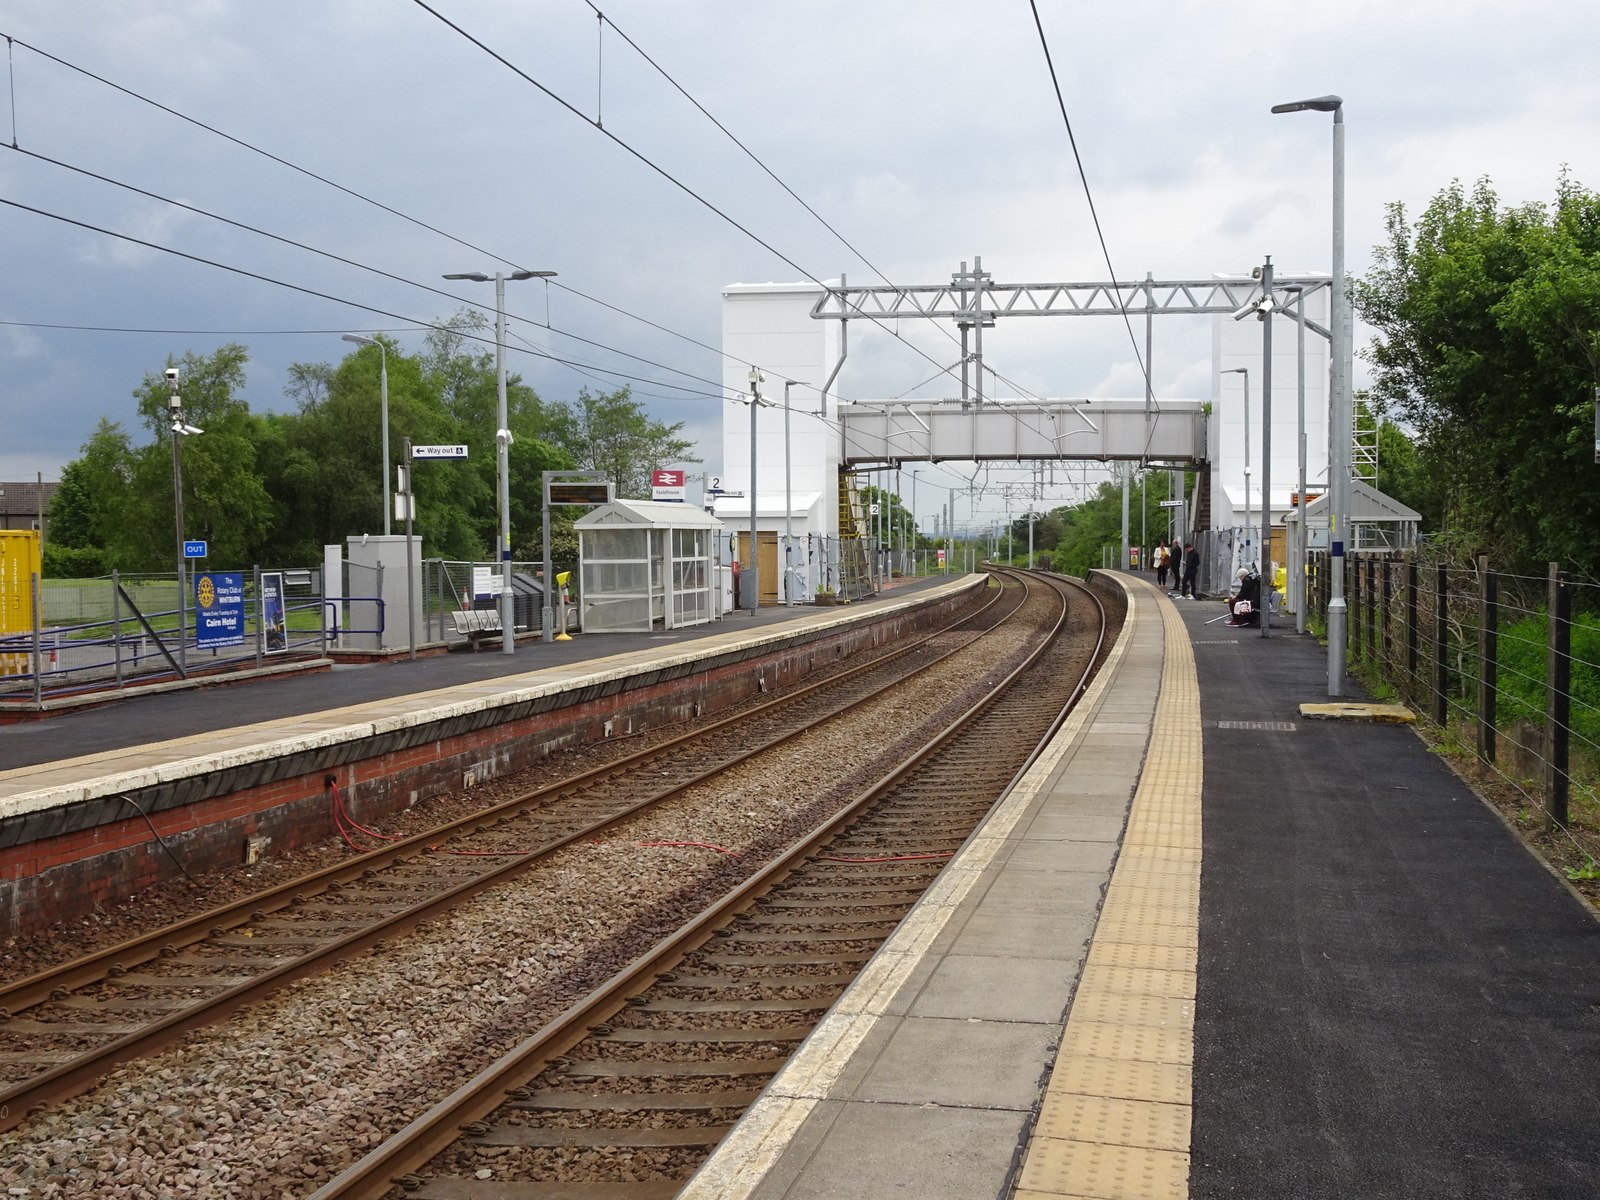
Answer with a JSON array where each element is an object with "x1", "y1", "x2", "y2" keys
[
  {"x1": 745, "y1": 368, "x2": 766, "y2": 613},
  {"x1": 1223, "y1": 367, "x2": 1250, "y2": 569},
  {"x1": 1273, "y1": 93, "x2": 1349, "y2": 694},
  {"x1": 909, "y1": 470, "x2": 921, "y2": 575},
  {"x1": 1281, "y1": 284, "x2": 1310, "y2": 634},
  {"x1": 442, "y1": 269, "x2": 558, "y2": 653},
  {"x1": 166, "y1": 368, "x2": 202, "y2": 677},
  {"x1": 783, "y1": 380, "x2": 808, "y2": 604},
  {"x1": 341, "y1": 334, "x2": 390, "y2": 536}
]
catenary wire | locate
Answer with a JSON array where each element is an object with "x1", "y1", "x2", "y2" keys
[
  {"x1": 0, "y1": 196, "x2": 736, "y2": 398},
  {"x1": 0, "y1": 33, "x2": 801, "y2": 397},
  {"x1": 1026, "y1": 2, "x2": 1157, "y2": 429},
  {"x1": 409, "y1": 0, "x2": 1053, "y2": 408},
  {"x1": 4, "y1": 142, "x2": 733, "y2": 398}
]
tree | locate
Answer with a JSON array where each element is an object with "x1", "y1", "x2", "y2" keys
[
  {"x1": 1354, "y1": 173, "x2": 1600, "y2": 575},
  {"x1": 126, "y1": 345, "x2": 275, "y2": 570},
  {"x1": 44, "y1": 419, "x2": 136, "y2": 574},
  {"x1": 549, "y1": 386, "x2": 699, "y2": 499}
]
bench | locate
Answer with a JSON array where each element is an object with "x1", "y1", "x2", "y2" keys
[{"x1": 449, "y1": 608, "x2": 504, "y2": 650}]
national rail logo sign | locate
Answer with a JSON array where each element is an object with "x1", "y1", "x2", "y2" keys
[{"x1": 651, "y1": 469, "x2": 686, "y2": 502}]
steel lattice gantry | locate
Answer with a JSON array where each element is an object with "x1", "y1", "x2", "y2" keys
[
  {"x1": 813, "y1": 267, "x2": 1330, "y2": 469},
  {"x1": 810, "y1": 273, "x2": 1329, "y2": 333}
]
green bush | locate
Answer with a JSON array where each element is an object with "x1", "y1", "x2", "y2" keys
[
  {"x1": 1496, "y1": 611, "x2": 1600, "y2": 747},
  {"x1": 42, "y1": 543, "x2": 107, "y2": 578}
]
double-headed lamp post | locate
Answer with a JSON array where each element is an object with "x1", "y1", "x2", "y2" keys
[
  {"x1": 443, "y1": 268, "x2": 558, "y2": 654},
  {"x1": 341, "y1": 334, "x2": 390, "y2": 536},
  {"x1": 1272, "y1": 92, "x2": 1349, "y2": 695},
  {"x1": 744, "y1": 368, "x2": 768, "y2": 613},
  {"x1": 166, "y1": 367, "x2": 202, "y2": 676}
]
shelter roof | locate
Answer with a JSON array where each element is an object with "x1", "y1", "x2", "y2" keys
[
  {"x1": 1283, "y1": 480, "x2": 1421, "y2": 525},
  {"x1": 572, "y1": 499, "x2": 724, "y2": 530}
]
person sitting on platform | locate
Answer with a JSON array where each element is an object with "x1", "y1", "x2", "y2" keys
[{"x1": 1227, "y1": 567, "x2": 1261, "y2": 627}]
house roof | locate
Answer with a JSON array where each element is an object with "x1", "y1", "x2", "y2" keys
[{"x1": 0, "y1": 481, "x2": 59, "y2": 516}]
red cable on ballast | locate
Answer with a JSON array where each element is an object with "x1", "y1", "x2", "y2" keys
[
  {"x1": 328, "y1": 782, "x2": 403, "y2": 853},
  {"x1": 813, "y1": 852, "x2": 955, "y2": 863},
  {"x1": 636, "y1": 840, "x2": 740, "y2": 856}
]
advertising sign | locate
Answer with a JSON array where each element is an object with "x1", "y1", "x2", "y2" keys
[
  {"x1": 194, "y1": 572, "x2": 245, "y2": 649},
  {"x1": 651, "y1": 469, "x2": 686, "y2": 502},
  {"x1": 260, "y1": 571, "x2": 288, "y2": 653}
]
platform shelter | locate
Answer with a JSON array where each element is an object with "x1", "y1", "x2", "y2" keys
[{"x1": 573, "y1": 500, "x2": 725, "y2": 632}]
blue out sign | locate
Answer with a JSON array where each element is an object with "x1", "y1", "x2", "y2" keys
[
  {"x1": 194, "y1": 572, "x2": 245, "y2": 649},
  {"x1": 183, "y1": 540, "x2": 208, "y2": 559}
]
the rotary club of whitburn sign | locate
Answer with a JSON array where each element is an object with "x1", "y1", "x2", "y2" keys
[{"x1": 195, "y1": 572, "x2": 246, "y2": 649}]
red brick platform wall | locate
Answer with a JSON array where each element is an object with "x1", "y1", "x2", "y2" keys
[{"x1": 2, "y1": 591, "x2": 974, "y2": 939}]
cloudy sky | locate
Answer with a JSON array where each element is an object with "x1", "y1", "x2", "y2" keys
[{"x1": 3, "y1": 0, "x2": 1594, "y2": 531}]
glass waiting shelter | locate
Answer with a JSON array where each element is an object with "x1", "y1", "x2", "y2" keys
[{"x1": 573, "y1": 500, "x2": 725, "y2": 632}]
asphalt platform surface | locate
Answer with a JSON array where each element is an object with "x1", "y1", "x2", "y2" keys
[
  {"x1": 1178, "y1": 595, "x2": 1600, "y2": 1199},
  {"x1": 1, "y1": 577, "x2": 951, "y2": 771}
]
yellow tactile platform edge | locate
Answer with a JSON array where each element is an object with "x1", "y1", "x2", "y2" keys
[
  {"x1": 1017, "y1": 578, "x2": 1201, "y2": 1199},
  {"x1": 676, "y1": 575, "x2": 1146, "y2": 1200}
]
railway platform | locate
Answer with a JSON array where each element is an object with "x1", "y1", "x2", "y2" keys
[
  {"x1": 683, "y1": 573, "x2": 1600, "y2": 1200},
  {"x1": 5, "y1": 569, "x2": 1599, "y2": 1198}
]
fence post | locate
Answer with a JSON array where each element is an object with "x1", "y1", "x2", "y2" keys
[
  {"x1": 1406, "y1": 557, "x2": 1419, "y2": 685},
  {"x1": 254, "y1": 565, "x2": 266, "y2": 668},
  {"x1": 1353, "y1": 558, "x2": 1365, "y2": 663},
  {"x1": 1433, "y1": 560, "x2": 1449, "y2": 726},
  {"x1": 31, "y1": 572, "x2": 43, "y2": 706},
  {"x1": 1380, "y1": 558, "x2": 1392, "y2": 670},
  {"x1": 112, "y1": 569, "x2": 125, "y2": 689},
  {"x1": 1477, "y1": 556, "x2": 1497, "y2": 765},
  {"x1": 1545, "y1": 563, "x2": 1571, "y2": 830}
]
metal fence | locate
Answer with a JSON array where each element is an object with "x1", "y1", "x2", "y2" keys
[
  {"x1": 1, "y1": 569, "x2": 328, "y2": 704},
  {"x1": 1305, "y1": 547, "x2": 1599, "y2": 869}
]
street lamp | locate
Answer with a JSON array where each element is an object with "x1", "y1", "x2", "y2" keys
[
  {"x1": 1280, "y1": 284, "x2": 1310, "y2": 634},
  {"x1": 1273, "y1": 92, "x2": 1349, "y2": 694},
  {"x1": 743, "y1": 368, "x2": 769, "y2": 613},
  {"x1": 1223, "y1": 367, "x2": 1251, "y2": 568},
  {"x1": 909, "y1": 470, "x2": 921, "y2": 575},
  {"x1": 782, "y1": 380, "x2": 809, "y2": 604},
  {"x1": 442, "y1": 268, "x2": 558, "y2": 652},
  {"x1": 341, "y1": 334, "x2": 390, "y2": 536},
  {"x1": 166, "y1": 368, "x2": 202, "y2": 677}
]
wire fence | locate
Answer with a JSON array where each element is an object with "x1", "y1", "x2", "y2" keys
[{"x1": 1309, "y1": 547, "x2": 1600, "y2": 875}]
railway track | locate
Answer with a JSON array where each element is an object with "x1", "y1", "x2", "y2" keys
[
  {"x1": 308, "y1": 569, "x2": 1108, "y2": 1200},
  {"x1": 0, "y1": 577, "x2": 1029, "y2": 1132}
]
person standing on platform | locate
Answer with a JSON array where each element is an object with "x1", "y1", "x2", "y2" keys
[
  {"x1": 1181, "y1": 542, "x2": 1200, "y2": 599},
  {"x1": 1155, "y1": 540, "x2": 1169, "y2": 589}
]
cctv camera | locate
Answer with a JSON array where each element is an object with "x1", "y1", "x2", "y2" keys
[{"x1": 165, "y1": 367, "x2": 180, "y2": 381}]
